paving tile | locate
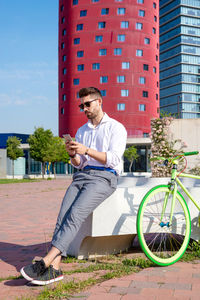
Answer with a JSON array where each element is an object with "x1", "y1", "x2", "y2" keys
[
  {"x1": 121, "y1": 295, "x2": 156, "y2": 300},
  {"x1": 159, "y1": 282, "x2": 192, "y2": 290},
  {"x1": 87, "y1": 293, "x2": 121, "y2": 300},
  {"x1": 129, "y1": 281, "x2": 160, "y2": 289},
  {"x1": 140, "y1": 288, "x2": 174, "y2": 297},
  {"x1": 109, "y1": 286, "x2": 141, "y2": 295}
]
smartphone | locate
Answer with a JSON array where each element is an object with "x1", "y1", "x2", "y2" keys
[{"x1": 63, "y1": 134, "x2": 72, "y2": 142}]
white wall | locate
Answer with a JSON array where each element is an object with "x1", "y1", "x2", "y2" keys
[{"x1": 170, "y1": 119, "x2": 200, "y2": 170}]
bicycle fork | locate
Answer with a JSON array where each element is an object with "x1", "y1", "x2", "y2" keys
[{"x1": 160, "y1": 164, "x2": 178, "y2": 228}]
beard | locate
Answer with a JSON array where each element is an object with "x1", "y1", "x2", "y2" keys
[{"x1": 85, "y1": 110, "x2": 98, "y2": 119}]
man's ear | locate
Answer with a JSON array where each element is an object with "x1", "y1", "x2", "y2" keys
[{"x1": 98, "y1": 98, "x2": 102, "y2": 106}]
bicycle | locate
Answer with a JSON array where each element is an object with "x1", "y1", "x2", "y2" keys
[{"x1": 136, "y1": 151, "x2": 200, "y2": 266}]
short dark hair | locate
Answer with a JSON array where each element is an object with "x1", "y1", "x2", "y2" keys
[{"x1": 79, "y1": 87, "x2": 102, "y2": 99}]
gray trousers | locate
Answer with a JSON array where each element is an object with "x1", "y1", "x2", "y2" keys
[{"x1": 51, "y1": 170, "x2": 117, "y2": 256}]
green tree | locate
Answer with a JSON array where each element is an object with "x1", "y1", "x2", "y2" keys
[
  {"x1": 44, "y1": 136, "x2": 70, "y2": 178},
  {"x1": 124, "y1": 146, "x2": 139, "y2": 172},
  {"x1": 28, "y1": 127, "x2": 54, "y2": 178},
  {"x1": 6, "y1": 136, "x2": 24, "y2": 178}
]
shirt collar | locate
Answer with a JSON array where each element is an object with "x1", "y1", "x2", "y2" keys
[{"x1": 87, "y1": 113, "x2": 110, "y2": 128}]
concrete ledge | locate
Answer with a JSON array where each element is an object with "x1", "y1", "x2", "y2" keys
[{"x1": 67, "y1": 176, "x2": 200, "y2": 259}]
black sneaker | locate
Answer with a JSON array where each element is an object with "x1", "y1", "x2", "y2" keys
[
  {"x1": 20, "y1": 259, "x2": 46, "y2": 281},
  {"x1": 31, "y1": 265, "x2": 63, "y2": 285}
]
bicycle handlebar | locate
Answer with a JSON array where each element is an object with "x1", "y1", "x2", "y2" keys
[
  {"x1": 183, "y1": 151, "x2": 199, "y2": 156},
  {"x1": 151, "y1": 151, "x2": 199, "y2": 162}
]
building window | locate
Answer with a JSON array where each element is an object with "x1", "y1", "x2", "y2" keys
[
  {"x1": 77, "y1": 92, "x2": 80, "y2": 98},
  {"x1": 156, "y1": 55, "x2": 158, "y2": 61},
  {"x1": 80, "y1": 10, "x2": 87, "y2": 17},
  {"x1": 152, "y1": 27, "x2": 156, "y2": 34},
  {"x1": 101, "y1": 90, "x2": 107, "y2": 96},
  {"x1": 136, "y1": 22, "x2": 143, "y2": 30},
  {"x1": 92, "y1": 0, "x2": 99, "y2": 2},
  {"x1": 95, "y1": 35, "x2": 103, "y2": 42},
  {"x1": 137, "y1": 0, "x2": 144, "y2": 3},
  {"x1": 115, "y1": 0, "x2": 123, "y2": 2},
  {"x1": 121, "y1": 21, "x2": 129, "y2": 28},
  {"x1": 117, "y1": 34, "x2": 126, "y2": 42},
  {"x1": 61, "y1": 108, "x2": 64, "y2": 114},
  {"x1": 117, "y1": 103, "x2": 125, "y2": 111},
  {"x1": 73, "y1": 0, "x2": 78, "y2": 4},
  {"x1": 92, "y1": 63, "x2": 100, "y2": 70},
  {"x1": 156, "y1": 94, "x2": 158, "y2": 100},
  {"x1": 61, "y1": 17, "x2": 65, "y2": 24},
  {"x1": 154, "y1": 15, "x2": 157, "y2": 22},
  {"x1": 136, "y1": 49, "x2": 143, "y2": 56},
  {"x1": 62, "y1": 94, "x2": 66, "y2": 101},
  {"x1": 139, "y1": 77, "x2": 145, "y2": 84},
  {"x1": 61, "y1": 82, "x2": 64, "y2": 88},
  {"x1": 98, "y1": 22, "x2": 106, "y2": 29},
  {"x1": 62, "y1": 55, "x2": 66, "y2": 61},
  {"x1": 61, "y1": 42, "x2": 65, "y2": 49},
  {"x1": 77, "y1": 24, "x2": 83, "y2": 31},
  {"x1": 60, "y1": 5, "x2": 64, "y2": 11},
  {"x1": 77, "y1": 50, "x2": 84, "y2": 57},
  {"x1": 117, "y1": 75, "x2": 125, "y2": 83},
  {"x1": 62, "y1": 29, "x2": 66, "y2": 36},
  {"x1": 100, "y1": 76, "x2": 108, "y2": 83},
  {"x1": 63, "y1": 68, "x2": 67, "y2": 75},
  {"x1": 144, "y1": 37, "x2": 150, "y2": 44},
  {"x1": 153, "y1": 67, "x2": 156, "y2": 73},
  {"x1": 139, "y1": 9, "x2": 145, "y2": 17},
  {"x1": 153, "y1": 2, "x2": 156, "y2": 8},
  {"x1": 122, "y1": 62, "x2": 130, "y2": 69},
  {"x1": 74, "y1": 38, "x2": 80, "y2": 44},
  {"x1": 73, "y1": 78, "x2": 80, "y2": 85},
  {"x1": 99, "y1": 49, "x2": 107, "y2": 56},
  {"x1": 143, "y1": 64, "x2": 149, "y2": 71},
  {"x1": 101, "y1": 8, "x2": 109, "y2": 15},
  {"x1": 121, "y1": 89, "x2": 129, "y2": 97},
  {"x1": 143, "y1": 91, "x2": 148, "y2": 97},
  {"x1": 114, "y1": 48, "x2": 122, "y2": 55},
  {"x1": 117, "y1": 8, "x2": 126, "y2": 15},
  {"x1": 77, "y1": 64, "x2": 84, "y2": 71},
  {"x1": 139, "y1": 104, "x2": 146, "y2": 111}
]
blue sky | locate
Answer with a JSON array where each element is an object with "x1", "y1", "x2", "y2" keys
[{"x1": 0, "y1": 0, "x2": 58, "y2": 135}]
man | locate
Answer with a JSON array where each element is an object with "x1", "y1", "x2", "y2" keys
[{"x1": 20, "y1": 87, "x2": 127, "y2": 285}]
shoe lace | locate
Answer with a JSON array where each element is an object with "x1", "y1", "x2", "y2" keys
[{"x1": 33, "y1": 260, "x2": 46, "y2": 276}]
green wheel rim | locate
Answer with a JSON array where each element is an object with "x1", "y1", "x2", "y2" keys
[{"x1": 137, "y1": 185, "x2": 191, "y2": 266}]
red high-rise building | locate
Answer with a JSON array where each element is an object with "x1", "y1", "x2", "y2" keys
[{"x1": 58, "y1": 0, "x2": 159, "y2": 138}]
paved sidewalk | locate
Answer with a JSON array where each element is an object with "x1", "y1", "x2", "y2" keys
[{"x1": 0, "y1": 179, "x2": 200, "y2": 300}]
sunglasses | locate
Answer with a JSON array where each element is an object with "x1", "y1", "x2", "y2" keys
[{"x1": 79, "y1": 98, "x2": 98, "y2": 110}]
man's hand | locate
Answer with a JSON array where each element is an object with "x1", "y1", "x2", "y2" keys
[
  {"x1": 65, "y1": 140, "x2": 76, "y2": 157},
  {"x1": 69, "y1": 141, "x2": 87, "y2": 155}
]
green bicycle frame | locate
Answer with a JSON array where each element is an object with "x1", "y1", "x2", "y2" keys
[{"x1": 160, "y1": 164, "x2": 200, "y2": 225}]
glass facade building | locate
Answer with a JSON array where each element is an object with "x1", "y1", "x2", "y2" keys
[{"x1": 160, "y1": 0, "x2": 200, "y2": 118}]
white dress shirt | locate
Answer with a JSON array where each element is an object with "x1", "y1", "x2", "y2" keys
[{"x1": 71, "y1": 113, "x2": 127, "y2": 175}]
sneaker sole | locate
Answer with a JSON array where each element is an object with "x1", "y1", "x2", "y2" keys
[
  {"x1": 20, "y1": 267, "x2": 34, "y2": 281},
  {"x1": 31, "y1": 275, "x2": 64, "y2": 285}
]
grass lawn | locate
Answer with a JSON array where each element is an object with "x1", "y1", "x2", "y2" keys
[{"x1": 0, "y1": 178, "x2": 40, "y2": 184}]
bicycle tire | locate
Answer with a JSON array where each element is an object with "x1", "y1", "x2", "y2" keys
[{"x1": 137, "y1": 185, "x2": 191, "y2": 266}]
